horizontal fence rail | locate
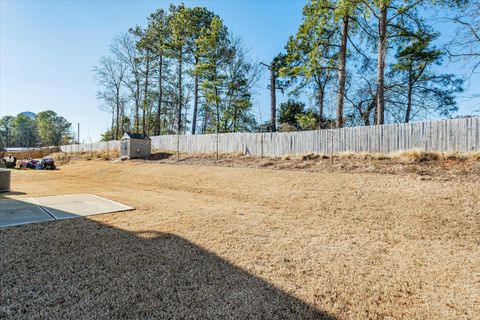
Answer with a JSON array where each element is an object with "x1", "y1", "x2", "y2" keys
[{"x1": 60, "y1": 118, "x2": 480, "y2": 156}]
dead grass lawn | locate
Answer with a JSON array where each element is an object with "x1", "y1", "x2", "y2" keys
[{"x1": 1, "y1": 158, "x2": 479, "y2": 319}]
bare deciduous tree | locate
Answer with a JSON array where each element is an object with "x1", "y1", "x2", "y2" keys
[{"x1": 446, "y1": 0, "x2": 480, "y2": 77}]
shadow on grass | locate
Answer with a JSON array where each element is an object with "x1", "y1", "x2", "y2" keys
[
  {"x1": 0, "y1": 208, "x2": 335, "y2": 319},
  {"x1": 146, "y1": 152, "x2": 175, "y2": 161},
  {"x1": 0, "y1": 190, "x2": 26, "y2": 197}
]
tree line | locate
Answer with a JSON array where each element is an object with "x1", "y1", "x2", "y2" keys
[
  {"x1": 273, "y1": 0, "x2": 476, "y2": 131},
  {"x1": 94, "y1": 4, "x2": 260, "y2": 140},
  {"x1": 95, "y1": 1, "x2": 479, "y2": 138},
  {"x1": 0, "y1": 111, "x2": 72, "y2": 149}
]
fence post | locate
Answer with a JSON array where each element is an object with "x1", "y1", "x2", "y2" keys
[
  {"x1": 330, "y1": 127, "x2": 334, "y2": 166},
  {"x1": 261, "y1": 133, "x2": 264, "y2": 158},
  {"x1": 216, "y1": 132, "x2": 219, "y2": 160},
  {"x1": 176, "y1": 131, "x2": 180, "y2": 162}
]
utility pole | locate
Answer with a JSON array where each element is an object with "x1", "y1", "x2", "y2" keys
[
  {"x1": 270, "y1": 66, "x2": 276, "y2": 132},
  {"x1": 77, "y1": 123, "x2": 80, "y2": 144},
  {"x1": 260, "y1": 61, "x2": 277, "y2": 132}
]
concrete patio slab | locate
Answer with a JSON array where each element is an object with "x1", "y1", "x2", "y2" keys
[
  {"x1": 0, "y1": 199, "x2": 54, "y2": 228},
  {"x1": 31, "y1": 194, "x2": 134, "y2": 220},
  {"x1": 0, "y1": 194, "x2": 134, "y2": 228}
]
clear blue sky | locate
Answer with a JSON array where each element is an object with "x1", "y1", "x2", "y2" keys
[{"x1": 1, "y1": 0, "x2": 478, "y2": 141}]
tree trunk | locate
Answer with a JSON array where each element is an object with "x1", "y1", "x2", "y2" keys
[
  {"x1": 142, "y1": 56, "x2": 150, "y2": 134},
  {"x1": 177, "y1": 52, "x2": 183, "y2": 134},
  {"x1": 317, "y1": 88, "x2": 324, "y2": 125},
  {"x1": 364, "y1": 100, "x2": 376, "y2": 126},
  {"x1": 111, "y1": 111, "x2": 115, "y2": 139},
  {"x1": 192, "y1": 59, "x2": 199, "y2": 135},
  {"x1": 192, "y1": 74, "x2": 199, "y2": 134},
  {"x1": 363, "y1": 111, "x2": 370, "y2": 126},
  {"x1": 405, "y1": 71, "x2": 413, "y2": 123},
  {"x1": 215, "y1": 85, "x2": 220, "y2": 160},
  {"x1": 336, "y1": 15, "x2": 349, "y2": 128},
  {"x1": 233, "y1": 98, "x2": 238, "y2": 133},
  {"x1": 202, "y1": 109, "x2": 208, "y2": 134},
  {"x1": 120, "y1": 101, "x2": 124, "y2": 136},
  {"x1": 376, "y1": 3, "x2": 387, "y2": 125},
  {"x1": 215, "y1": 98, "x2": 220, "y2": 134},
  {"x1": 155, "y1": 56, "x2": 163, "y2": 135},
  {"x1": 134, "y1": 79, "x2": 140, "y2": 132},
  {"x1": 270, "y1": 66, "x2": 276, "y2": 132},
  {"x1": 115, "y1": 87, "x2": 120, "y2": 139}
]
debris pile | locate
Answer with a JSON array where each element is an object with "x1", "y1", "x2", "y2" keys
[{"x1": 0, "y1": 155, "x2": 56, "y2": 170}]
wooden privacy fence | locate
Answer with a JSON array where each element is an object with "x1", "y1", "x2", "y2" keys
[
  {"x1": 60, "y1": 141, "x2": 120, "y2": 153},
  {"x1": 60, "y1": 117, "x2": 480, "y2": 156}
]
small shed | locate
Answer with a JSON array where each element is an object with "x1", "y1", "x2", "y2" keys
[{"x1": 120, "y1": 132, "x2": 151, "y2": 159}]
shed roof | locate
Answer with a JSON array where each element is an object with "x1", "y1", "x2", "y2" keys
[{"x1": 122, "y1": 132, "x2": 151, "y2": 140}]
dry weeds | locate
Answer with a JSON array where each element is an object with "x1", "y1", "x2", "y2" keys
[
  {"x1": 50, "y1": 150, "x2": 120, "y2": 164},
  {"x1": 1, "y1": 159, "x2": 479, "y2": 319},
  {"x1": 139, "y1": 149, "x2": 480, "y2": 181},
  {"x1": 52, "y1": 148, "x2": 480, "y2": 181}
]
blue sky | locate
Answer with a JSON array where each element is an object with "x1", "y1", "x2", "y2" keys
[{"x1": 1, "y1": 0, "x2": 478, "y2": 141}]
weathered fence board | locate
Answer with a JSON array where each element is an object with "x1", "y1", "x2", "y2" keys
[
  {"x1": 60, "y1": 118, "x2": 480, "y2": 156},
  {"x1": 60, "y1": 140, "x2": 120, "y2": 153}
]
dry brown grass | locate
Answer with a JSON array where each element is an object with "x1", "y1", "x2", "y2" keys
[
  {"x1": 54, "y1": 148, "x2": 480, "y2": 168},
  {"x1": 143, "y1": 149, "x2": 480, "y2": 180},
  {"x1": 47, "y1": 149, "x2": 480, "y2": 182},
  {"x1": 393, "y1": 149, "x2": 480, "y2": 162},
  {"x1": 49, "y1": 149, "x2": 120, "y2": 163},
  {"x1": 1, "y1": 159, "x2": 479, "y2": 319}
]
